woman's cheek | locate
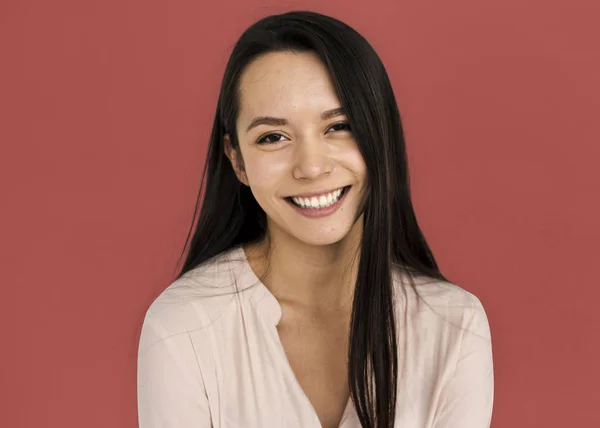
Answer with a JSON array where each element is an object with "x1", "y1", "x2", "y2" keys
[{"x1": 246, "y1": 154, "x2": 290, "y2": 189}]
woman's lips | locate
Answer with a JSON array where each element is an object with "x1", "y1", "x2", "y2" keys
[
  {"x1": 286, "y1": 186, "x2": 347, "y2": 199},
  {"x1": 285, "y1": 186, "x2": 350, "y2": 218}
]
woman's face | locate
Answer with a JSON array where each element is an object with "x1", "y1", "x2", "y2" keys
[{"x1": 225, "y1": 50, "x2": 367, "y2": 247}]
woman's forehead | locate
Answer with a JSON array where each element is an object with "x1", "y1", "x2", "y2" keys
[{"x1": 237, "y1": 52, "x2": 341, "y2": 123}]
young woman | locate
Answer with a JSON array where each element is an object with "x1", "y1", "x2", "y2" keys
[{"x1": 137, "y1": 10, "x2": 494, "y2": 428}]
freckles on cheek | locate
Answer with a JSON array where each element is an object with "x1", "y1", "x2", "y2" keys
[
  {"x1": 247, "y1": 165, "x2": 273, "y2": 189},
  {"x1": 342, "y1": 148, "x2": 367, "y2": 175},
  {"x1": 247, "y1": 157, "x2": 288, "y2": 189}
]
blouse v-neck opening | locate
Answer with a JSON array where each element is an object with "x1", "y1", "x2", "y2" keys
[{"x1": 232, "y1": 244, "x2": 354, "y2": 428}]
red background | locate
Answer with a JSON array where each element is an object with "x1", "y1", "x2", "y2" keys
[{"x1": 1, "y1": 0, "x2": 598, "y2": 426}]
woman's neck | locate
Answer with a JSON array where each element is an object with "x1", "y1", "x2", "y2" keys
[{"x1": 244, "y1": 216, "x2": 363, "y2": 313}]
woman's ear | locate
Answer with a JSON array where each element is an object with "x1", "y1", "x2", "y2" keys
[{"x1": 224, "y1": 133, "x2": 249, "y2": 186}]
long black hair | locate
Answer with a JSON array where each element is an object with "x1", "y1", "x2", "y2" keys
[{"x1": 174, "y1": 10, "x2": 447, "y2": 428}]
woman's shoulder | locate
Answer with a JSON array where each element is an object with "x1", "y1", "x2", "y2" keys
[
  {"x1": 140, "y1": 246, "x2": 252, "y2": 344},
  {"x1": 392, "y1": 268, "x2": 491, "y2": 339},
  {"x1": 395, "y1": 269, "x2": 483, "y2": 308}
]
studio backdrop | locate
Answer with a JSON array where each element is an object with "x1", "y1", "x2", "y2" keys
[{"x1": 1, "y1": 0, "x2": 598, "y2": 427}]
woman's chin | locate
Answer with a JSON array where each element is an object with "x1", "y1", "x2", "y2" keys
[{"x1": 290, "y1": 226, "x2": 353, "y2": 247}]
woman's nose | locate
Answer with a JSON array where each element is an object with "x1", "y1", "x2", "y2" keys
[{"x1": 292, "y1": 139, "x2": 333, "y2": 180}]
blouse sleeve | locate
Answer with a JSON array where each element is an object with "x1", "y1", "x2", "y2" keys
[
  {"x1": 433, "y1": 296, "x2": 494, "y2": 428},
  {"x1": 137, "y1": 309, "x2": 213, "y2": 428}
]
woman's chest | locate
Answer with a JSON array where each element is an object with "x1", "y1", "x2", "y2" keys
[
  {"x1": 192, "y1": 301, "x2": 449, "y2": 428},
  {"x1": 276, "y1": 310, "x2": 351, "y2": 428}
]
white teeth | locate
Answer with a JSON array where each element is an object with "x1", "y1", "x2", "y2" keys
[{"x1": 291, "y1": 187, "x2": 347, "y2": 209}]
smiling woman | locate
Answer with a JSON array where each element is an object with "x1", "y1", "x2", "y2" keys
[
  {"x1": 137, "y1": 9, "x2": 493, "y2": 428},
  {"x1": 224, "y1": 49, "x2": 368, "y2": 247}
]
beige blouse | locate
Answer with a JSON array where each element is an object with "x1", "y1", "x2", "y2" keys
[{"x1": 137, "y1": 245, "x2": 494, "y2": 427}]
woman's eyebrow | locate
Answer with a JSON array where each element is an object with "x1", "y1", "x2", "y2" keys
[{"x1": 245, "y1": 107, "x2": 345, "y2": 132}]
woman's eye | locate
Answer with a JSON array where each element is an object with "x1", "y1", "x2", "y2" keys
[
  {"x1": 256, "y1": 134, "x2": 283, "y2": 144},
  {"x1": 256, "y1": 133, "x2": 284, "y2": 145},
  {"x1": 256, "y1": 122, "x2": 351, "y2": 145},
  {"x1": 329, "y1": 122, "x2": 351, "y2": 132}
]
